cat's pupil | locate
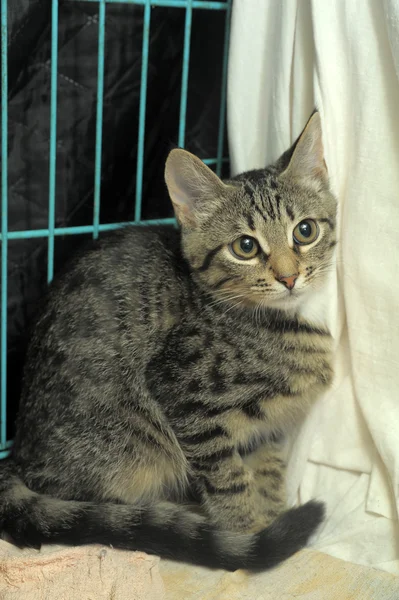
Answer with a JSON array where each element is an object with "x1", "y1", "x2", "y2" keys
[
  {"x1": 240, "y1": 237, "x2": 254, "y2": 253},
  {"x1": 299, "y1": 222, "x2": 311, "y2": 238}
]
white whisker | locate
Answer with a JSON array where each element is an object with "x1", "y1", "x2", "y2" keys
[{"x1": 221, "y1": 300, "x2": 244, "y2": 317}]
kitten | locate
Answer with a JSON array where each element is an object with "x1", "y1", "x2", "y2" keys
[{"x1": 0, "y1": 111, "x2": 336, "y2": 571}]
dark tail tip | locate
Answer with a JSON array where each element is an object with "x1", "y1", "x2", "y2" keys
[
  {"x1": 259, "y1": 500, "x2": 325, "y2": 569},
  {"x1": 222, "y1": 500, "x2": 325, "y2": 572},
  {"x1": 269, "y1": 500, "x2": 325, "y2": 547}
]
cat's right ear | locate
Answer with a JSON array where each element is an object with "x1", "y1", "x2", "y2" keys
[{"x1": 165, "y1": 149, "x2": 227, "y2": 228}]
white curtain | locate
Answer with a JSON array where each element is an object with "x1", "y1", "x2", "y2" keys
[{"x1": 228, "y1": 0, "x2": 399, "y2": 574}]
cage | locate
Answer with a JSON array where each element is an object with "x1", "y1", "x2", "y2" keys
[{"x1": 0, "y1": 0, "x2": 232, "y2": 459}]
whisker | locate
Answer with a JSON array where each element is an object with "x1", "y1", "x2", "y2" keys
[
  {"x1": 209, "y1": 292, "x2": 246, "y2": 304},
  {"x1": 203, "y1": 293, "x2": 246, "y2": 313},
  {"x1": 221, "y1": 300, "x2": 245, "y2": 317}
]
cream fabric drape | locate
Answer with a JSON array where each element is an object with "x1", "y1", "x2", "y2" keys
[{"x1": 228, "y1": 0, "x2": 399, "y2": 574}]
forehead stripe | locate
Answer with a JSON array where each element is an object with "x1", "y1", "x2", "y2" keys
[
  {"x1": 285, "y1": 205, "x2": 295, "y2": 221},
  {"x1": 263, "y1": 193, "x2": 276, "y2": 220},
  {"x1": 274, "y1": 194, "x2": 281, "y2": 219},
  {"x1": 246, "y1": 213, "x2": 255, "y2": 231},
  {"x1": 250, "y1": 197, "x2": 268, "y2": 221}
]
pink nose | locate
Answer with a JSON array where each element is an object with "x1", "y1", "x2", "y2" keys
[{"x1": 277, "y1": 274, "x2": 298, "y2": 290}]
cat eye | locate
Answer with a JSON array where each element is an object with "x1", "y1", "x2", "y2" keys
[
  {"x1": 293, "y1": 219, "x2": 319, "y2": 245},
  {"x1": 230, "y1": 236, "x2": 260, "y2": 260}
]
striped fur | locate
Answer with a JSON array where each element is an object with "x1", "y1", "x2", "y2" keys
[{"x1": 0, "y1": 112, "x2": 335, "y2": 570}]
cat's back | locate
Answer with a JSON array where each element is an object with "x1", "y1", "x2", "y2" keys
[
  {"x1": 59, "y1": 225, "x2": 181, "y2": 292},
  {"x1": 21, "y1": 226, "x2": 184, "y2": 403},
  {"x1": 14, "y1": 226, "x2": 187, "y2": 483},
  {"x1": 40, "y1": 226, "x2": 182, "y2": 323}
]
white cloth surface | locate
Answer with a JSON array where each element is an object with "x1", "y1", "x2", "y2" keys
[{"x1": 227, "y1": 0, "x2": 399, "y2": 574}]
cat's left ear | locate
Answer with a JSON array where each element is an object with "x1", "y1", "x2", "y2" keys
[
  {"x1": 165, "y1": 149, "x2": 227, "y2": 228},
  {"x1": 280, "y1": 111, "x2": 328, "y2": 188}
]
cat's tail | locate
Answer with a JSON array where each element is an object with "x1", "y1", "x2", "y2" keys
[{"x1": 0, "y1": 459, "x2": 324, "y2": 571}]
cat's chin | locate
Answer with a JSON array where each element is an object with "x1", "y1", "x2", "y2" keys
[
  {"x1": 267, "y1": 294, "x2": 303, "y2": 314},
  {"x1": 258, "y1": 288, "x2": 305, "y2": 313},
  {"x1": 261, "y1": 286, "x2": 327, "y2": 321},
  {"x1": 266, "y1": 285, "x2": 330, "y2": 328}
]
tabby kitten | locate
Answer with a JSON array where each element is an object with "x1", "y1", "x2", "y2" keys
[{"x1": 0, "y1": 111, "x2": 336, "y2": 571}]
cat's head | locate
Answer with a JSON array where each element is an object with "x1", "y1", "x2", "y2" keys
[{"x1": 165, "y1": 112, "x2": 337, "y2": 315}]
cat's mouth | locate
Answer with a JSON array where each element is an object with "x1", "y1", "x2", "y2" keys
[
  {"x1": 220, "y1": 281, "x2": 309, "y2": 312},
  {"x1": 258, "y1": 287, "x2": 304, "y2": 310}
]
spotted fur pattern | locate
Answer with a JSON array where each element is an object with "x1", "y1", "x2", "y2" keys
[{"x1": 0, "y1": 112, "x2": 336, "y2": 570}]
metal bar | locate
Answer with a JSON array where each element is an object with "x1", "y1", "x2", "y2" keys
[
  {"x1": 177, "y1": 0, "x2": 192, "y2": 147},
  {"x1": 0, "y1": 438, "x2": 12, "y2": 459},
  {"x1": 0, "y1": 448, "x2": 11, "y2": 459},
  {"x1": 202, "y1": 157, "x2": 228, "y2": 165},
  {"x1": 0, "y1": 156, "x2": 228, "y2": 242},
  {"x1": 0, "y1": 0, "x2": 7, "y2": 449},
  {"x1": 134, "y1": 0, "x2": 151, "y2": 222},
  {"x1": 0, "y1": 219, "x2": 177, "y2": 241},
  {"x1": 66, "y1": 0, "x2": 228, "y2": 9},
  {"x1": 216, "y1": 0, "x2": 231, "y2": 176},
  {"x1": 48, "y1": 0, "x2": 59, "y2": 283},
  {"x1": 93, "y1": 0, "x2": 106, "y2": 239}
]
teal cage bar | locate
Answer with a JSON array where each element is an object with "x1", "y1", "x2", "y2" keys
[{"x1": 0, "y1": 0, "x2": 232, "y2": 459}]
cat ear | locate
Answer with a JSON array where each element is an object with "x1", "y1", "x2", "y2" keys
[
  {"x1": 280, "y1": 111, "x2": 328, "y2": 187},
  {"x1": 165, "y1": 149, "x2": 227, "y2": 227}
]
